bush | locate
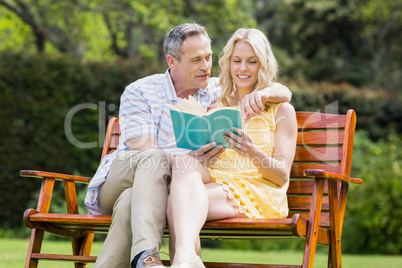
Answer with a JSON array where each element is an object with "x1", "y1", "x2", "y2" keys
[
  {"x1": 288, "y1": 80, "x2": 402, "y2": 141},
  {"x1": 343, "y1": 130, "x2": 402, "y2": 254},
  {"x1": 0, "y1": 51, "x2": 163, "y2": 229}
]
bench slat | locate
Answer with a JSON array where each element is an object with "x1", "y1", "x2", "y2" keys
[
  {"x1": 290, "y1": 163, "x2": 339, "y2": 177},
  {"x1": 31, "y1": 253, "x2": 97, "y2": 262},
  {"x1": 297, "y1": 112, "x2": 346, "y2": 129},
  {"x1": 288, "y1": 196, "x2": 329, "y2": 211},
  {"x1": 297, "y1": 131, "x2": 344, "y2": 145},
  {"x1": 109, "y1": 135, "x2": 119, "y2": 148},
  {"x1": 294, "y1": 147, "x2": 341, "y2": 162},
  {"x1": 288, "y1": 179, "x2": 328, "y2": 194}
]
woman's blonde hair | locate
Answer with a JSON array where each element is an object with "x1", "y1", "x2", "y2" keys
[{"x1": 218, "y1": 28, "x2": 278, "y2": 106}]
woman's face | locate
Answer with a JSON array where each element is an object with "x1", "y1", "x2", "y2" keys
[{"x1": 230, "y1": 41, "x2": 260, "y2": 94}]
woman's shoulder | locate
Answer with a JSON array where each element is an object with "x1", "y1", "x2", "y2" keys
[
  {"x1": 265, "y1": 102, "x2": 295, "y2": 116},
  {"x1": 275, "y1": 102, "x2": 297, "y2": 127},
  {"x1": 277, "y1": 102, "x2": 295, "y2": 114}
]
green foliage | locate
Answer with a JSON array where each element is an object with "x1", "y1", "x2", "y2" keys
[
  {"x1": 348, "y1": 0, "x2": 402, "y2": 90},
  {"x1": 0, "y1": 8, "x2": 33, "y2": 53},
  {"x1": 343, "y1": 130, "x2": 402, "y2": 254},
  {"x1": 256, "y1": 0, "x2": 402, "y2": 91},
  {"x1": 0, "y1": 51, "x2": 163, "y2": 229},
  {"x1": 0, "y1": 0, "x2": 255, "y2": 64},
  {"x1": 289, "y1": 80, "x2": 402, "y2": 141},
  {"x1": 1, "y1": 0, "x2": 400, "y2": 90}
]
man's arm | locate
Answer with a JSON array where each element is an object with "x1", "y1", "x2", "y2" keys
[
  {"x1": 262, "y1": 82, "x2": 292, "y2": 103},
  {"x1": 241, "y1": 82, "x2": 292, "y2": 122}
]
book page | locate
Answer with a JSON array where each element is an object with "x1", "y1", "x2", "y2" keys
[
  {"x1": 188, "y1": 96, "x2": 205, "y2": 114},
  {"x1": 205, "y1": 106, "x2": 239, "y2": 116},
  {"x1": 171, "y1": 96, "x2": 205, "y2": 116}
]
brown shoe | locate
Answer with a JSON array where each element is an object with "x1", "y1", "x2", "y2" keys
[{"x1": 137, "y1": 248, "x2": 166, "y2": 268}]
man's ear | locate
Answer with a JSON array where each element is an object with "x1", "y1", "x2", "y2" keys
[{"x1": 166, "y1": 55, "x2": 177, "y2": 70}]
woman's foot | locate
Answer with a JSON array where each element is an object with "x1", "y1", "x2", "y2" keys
[{"x1": 170, "y1": 256, "x2": 205, "y2": 268}]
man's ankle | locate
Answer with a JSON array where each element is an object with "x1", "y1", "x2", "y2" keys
[{"x1": 131, "y1": 250, "x2": 145, "y2": 268}]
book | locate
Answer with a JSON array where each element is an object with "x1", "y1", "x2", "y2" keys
[{"x1": 170, "y1": 96, "x2": 242, "y2": 150}]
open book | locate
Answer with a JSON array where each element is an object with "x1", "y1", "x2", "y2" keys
[{"x1": 170, "y1": 96, "x2": 242, "y2": 150}]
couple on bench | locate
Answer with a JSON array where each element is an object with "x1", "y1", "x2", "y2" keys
[{"x1": 85, "y1": 23, "x2": 296, "y2": 268}]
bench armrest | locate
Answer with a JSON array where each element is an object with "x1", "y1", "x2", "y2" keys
[
  {"x1": 20, "y1": 170, "x2": 91, "y2": 184},
  {"x1": 304, "y1": 169, "x2": 363, "y2": 184},
  {"x1": 20, "y1": 170, "x2": 90, "y2": 215}
]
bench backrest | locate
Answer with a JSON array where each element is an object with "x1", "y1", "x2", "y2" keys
[{"x1": 100, "y1": 110, "x2": 356, "y2": 228}]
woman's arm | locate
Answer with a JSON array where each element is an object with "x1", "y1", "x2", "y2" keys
[
  {"x1": 224, "y1": 102, "x2": 297, "y2": 187},
  {"x1": 255, "y1": 102, "x2": 297, "y2": 186}
]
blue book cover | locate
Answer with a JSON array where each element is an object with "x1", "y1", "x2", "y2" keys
[{"x1": 170, "y1": 97, "x2": 242, "y2": 150}]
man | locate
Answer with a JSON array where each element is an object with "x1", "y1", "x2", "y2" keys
[{"x1": 85, "y1": 23, "x2": 291, "y2": 268}]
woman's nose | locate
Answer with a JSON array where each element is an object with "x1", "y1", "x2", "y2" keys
[{"x1": 240, "y1": 61, "x2": 247, "y2": 71}]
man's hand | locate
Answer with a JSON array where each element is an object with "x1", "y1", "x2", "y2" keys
[
  {"x1": 241, "y1": 82, "x2": 291, "y2": 122},
  {"x1": 188, "y1": 142, "x2": 225, "y2": 167},
  {"x1": 241, "y1": 90, "x2": 268, "y2": 122}
]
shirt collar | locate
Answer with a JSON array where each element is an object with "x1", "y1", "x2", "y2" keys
[{"x1": 164, "y1": 69, "x2": 178, "y2": 102}]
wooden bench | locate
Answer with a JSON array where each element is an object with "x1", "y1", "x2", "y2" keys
[{"x1": 21, "y1": 109, "x2": 363, "y2": 268}]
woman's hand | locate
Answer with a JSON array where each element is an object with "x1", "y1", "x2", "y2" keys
[
  {"x1": 224, "y1": 127, "x2": 260, "y2": 158},
  {"x1": 188, "y1": 142, "x2": 225, "y2": 167}
]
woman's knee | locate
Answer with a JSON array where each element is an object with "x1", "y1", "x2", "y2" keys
[
  {"x1": 172, "y1": 154, "x2": 198, "y2": 175},
  {"x1": 172, "y1": 154, "x2": 210, "y2": 184}
]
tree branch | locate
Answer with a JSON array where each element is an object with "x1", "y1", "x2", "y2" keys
[
  {"x1": 102, "y1": 11, "x2": 126, "y2": 58},
  {"x1": 0, "y1": 0, "x2": 46, "y2": 53}
]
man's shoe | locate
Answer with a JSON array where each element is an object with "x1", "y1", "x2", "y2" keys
[{"x1": 136, "y1": 248, "x2": 166, "y2": 268}]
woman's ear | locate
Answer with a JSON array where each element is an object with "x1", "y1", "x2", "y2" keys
[{"x1": 166, "y1": 55, "x2": 177, "y2": 70}]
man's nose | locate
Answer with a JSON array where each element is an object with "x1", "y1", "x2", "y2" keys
[{"x1": 200, "y1": 59, "x2": 210, "y2": 70}]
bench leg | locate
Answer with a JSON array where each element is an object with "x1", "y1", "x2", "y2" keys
[
  {"x1": 328, "y1": 181, "x2": 342, "y2": 268},
  {"x1": 302, "y1": 179, "x2": 325, "y2": 268},
  {"x1": 71, "y1": 232, "x2": 95, "y2": 268},
  {"x1": 25, "y1": 229, "x2": 44, "y2": 268}
]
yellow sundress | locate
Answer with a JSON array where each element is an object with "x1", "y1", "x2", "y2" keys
[{"x1": 207, "y1": 103, "x2": 289, "y2": 219}]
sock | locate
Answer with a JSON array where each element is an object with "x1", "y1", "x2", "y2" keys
[{"x1": 131, "y1": 250, "x2": 146, "y2": 268}]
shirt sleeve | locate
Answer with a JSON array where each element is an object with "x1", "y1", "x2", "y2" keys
[{"x1": 118, "y1": 84, "x2": 157, "y2": 145}]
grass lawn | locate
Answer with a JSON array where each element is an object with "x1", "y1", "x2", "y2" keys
[{"x1": 1, "y1": 238, "x2": 401, "y2": 268}]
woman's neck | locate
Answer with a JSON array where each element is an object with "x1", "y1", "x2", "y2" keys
[{"x1": 230, "y1": 87, "x2": 253, "y2": 105}]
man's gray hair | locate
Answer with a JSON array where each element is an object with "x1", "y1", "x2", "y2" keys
[{"x1": 163, "y1": 23, "x2": 210, "y2": 61}]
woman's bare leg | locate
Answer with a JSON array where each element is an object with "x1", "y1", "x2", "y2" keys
[
  {"x1": 168, "y1": 154, "x2": 246, "y2": 265},
  {"x1": 168, "y1": 155, "x2": 211, "y2": 265}
]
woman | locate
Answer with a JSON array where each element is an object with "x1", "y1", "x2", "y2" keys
[{"x1": 167, "y1": 28, "x2": 297, "y2": 268}]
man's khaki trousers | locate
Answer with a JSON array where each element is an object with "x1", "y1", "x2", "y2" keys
[{"x1": 94, "y1": 149, "x2": 171, "y2": 267}]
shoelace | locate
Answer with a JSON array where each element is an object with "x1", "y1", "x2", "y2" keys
[{"x1": 142, "y1": 247, "x2": 169, "y2": 267}]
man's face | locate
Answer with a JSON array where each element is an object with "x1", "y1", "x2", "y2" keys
[{"x1": 173, "y1": 34, "x2": 212, "y2": 90}]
